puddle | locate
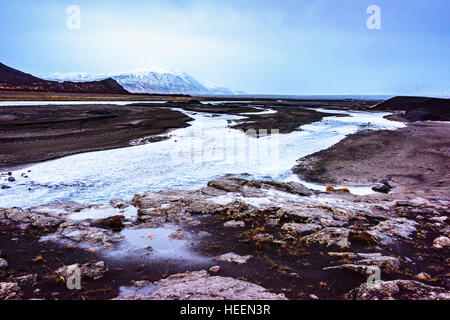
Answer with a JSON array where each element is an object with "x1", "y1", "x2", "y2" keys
[{"x1": 105, "y1": 227, "x2": 210, "y2": 264}]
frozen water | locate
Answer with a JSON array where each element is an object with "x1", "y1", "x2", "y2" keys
[{"x1": 0, "y1": 107, "x2": 404, "y2": 208}]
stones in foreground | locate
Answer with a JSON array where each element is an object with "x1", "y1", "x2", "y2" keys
[
  {"x1": 55, "y1": 261, "x2": 108, "y2": 281},
  {"x1": 0, "y1": 282, "x2": 22, "y2": 300},
  {"x1": 115, "y1": 270, "x2": 287, "y2": 300},
  {"x1": 371, "y1": 180, "x2": 393, "y2": 193},
  {"x1": 345, "y1": 280, "x2": 450, "y2": 300},
  {"x1": 215, "y1": 252, "x2": 253, "y2": 265},
  {"x1": 433, "y1": 236, "x2": 450, "y2": 249}
]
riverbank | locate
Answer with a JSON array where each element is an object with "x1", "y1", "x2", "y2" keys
[
  {"x1": 1, "y1": 98, "x2": 448, "y2": 300},
  {"x1": 0, "y1": 99, "x2": 373, "y2": 170},
  {"x1": 293, "y1": 121, "x2": 450, "y2": 199},
  {"x1": 1, "y1": 174, "x2": 448, "y2": 300},
  {"x1": 0, "y1": 104, "x2": 193, "y2": 169}
]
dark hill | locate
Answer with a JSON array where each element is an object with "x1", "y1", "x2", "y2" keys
[
  {"x1": 0, "y1": 62, "x2": 129, "y2": 94},
  {"x1": 374, "y1": 96, "x2": 449, "y2": 121}
]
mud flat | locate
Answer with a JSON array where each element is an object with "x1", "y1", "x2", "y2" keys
[
  {"x1": 293, "y1": 121, "x2": 450, "y2": 199},
  {"x1": 0, "y1": 104, "x2": 193, "y2": 169},
  {"x1": 0, "y1": 98, "x2": 372, "y2": 169}
]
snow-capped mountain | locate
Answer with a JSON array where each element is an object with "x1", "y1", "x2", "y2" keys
[{"x1": 43, "y1": 68, "x2": 237, "y2": 95}]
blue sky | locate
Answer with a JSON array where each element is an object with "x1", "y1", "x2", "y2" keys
[{"x1": 0, "y1": 0, "x2": 449, "y2": 95}]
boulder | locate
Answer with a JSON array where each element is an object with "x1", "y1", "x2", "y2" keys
[
  {"x1": 281, "y1": 223, "x2": 321, "y2": 234},
  {"x1": 368, "y1": 218, "x2": 418, "y2": 245},
  {"x1": 344, "y1": 280, "x2": 450, "y2": 300},
  {"x1": 223, "y1": 220, "x2": 245, "y2": 228},
  {"x1": 207, "y1": 176, "x2": 247, "y2": 192},
  {"x1": 55, "y1": 261, "x2": 108, "y2": 281},
  {"x1": 433, "y1": 236, "x2": 450, "y2": 249},
  {"x1": 115, "y1": 270, "x2": 286, "y2": 300},
  {"x1": 215, "y1": 252, "x2": 253, "y2": 264},
  {"x1": 0, "y1": 282, "x2": 21, "y2": 300},
  {"x1": 94, "y1": 215, "x2": 125, "y2": 231},
  {"x1": 12, "y1": 274, "x2": 38, "y2": 287},
  {"x1": 0, "y1": 258, "x2": 7, "y2": 271},
  {"x1": 109, "y1": 198, "x2": 129, "y2": 209},
  {"x1": 304, "y1": 227, "x2": 351, "y2": 247}
]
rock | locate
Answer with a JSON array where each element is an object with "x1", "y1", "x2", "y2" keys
[
  {"x1": 1, "y1": 207, "x2": 63, "y2": 229},
  {"x1": 169, "y1": 230, "x2": 186, "y2": 240},
  {"x1": 7, "y1": 177, "x2": 15, "y2": 182},
  {"x1": 1, "y1": 185, "x2": 11, "y2": 189},
  {"x1": 209, "y1": 266, "x2": 221, "y2": 273},
  {"x1": 265, "y1": 217, "x2": 279, "y2": 226},
  {"x1": 368, "y1": 218, "x2": 418, "y2": 245},
  {"x1": 215, "y1": 252, "x2": 253, "y2": 264},
  {"x1": 95, "y1": 215, "x2": 125, "y2": 231},
  {"x1": 109, "y1": 198, "x2": 129, "y2": 209},
  {"x1": 281, "y1": 223, "x2": 321, "y2": 234},
  {"x1": 356, "y1": 254, "x2": 401, "y2": 270},
  {"x1": 304, "y1": 227, "x2": 351, "y2": 247},
  {"x1": 186, "y1": 201, "x2": 224, "y2": 215},
  {"x1": 52, "y1": 221, "x2": 124, "y2": 248},
  {"x1": 394, "y1": 200, "x2": 414, "y2": 207},
  {"x1": 344, "y1": 280, "x2": 450, "y2": 300},
  {"x1": 55, "y1": 261, "x2": 108, "y2": 281},
  {"x1": 115, "y1": 270, "x2": 287, "y2": 300},
  {"x1": 223, "y1": 220, "x2": 245, "y2": 228},
  {"x1": 12, "y1": 274, "x2": 38, "y2": 287},
  {"x1": 324, "y1": 254, "x2": 401, "y2": 275},
  {"x1": 0, "y1": 282, "x2": 21, "y2": 300},
  {"x1": 372, "y1": 183, "x2": 392, "y2": 193},
  {"x1": 198, "y1": 231, "x2": 212, "y2": 238},
  {"x1": 0, "y1": 258, "x2": 8, "y2": 271},
  {"x1": 254, "y1": 233, "x2": 275, "y2": 242},
  {"x1": 30, "y1": 214, "x2": 63, "y2": 229},
  {"x1": 260, "y1": 181, "x2": 313, "y2": 196},
  {"x1": 433, "y1": 236, "x2": 450, "y2": 249},
  {"x1": 207, "y1": 176, "x2": 247, "y2": 192},
  {"x1": 417, "y1": 272, "x2": 431, "y2": 281}
]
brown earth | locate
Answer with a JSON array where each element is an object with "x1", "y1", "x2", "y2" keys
[
  {"x1": 0, "y1": 104, "x2": 192, "y2": 169},
  {"x1": 0, "y1": 98, "x2": 379, "y2": 169},
  {"x1": 293, "y1": 121, "x2": 450, "y2": 198}
]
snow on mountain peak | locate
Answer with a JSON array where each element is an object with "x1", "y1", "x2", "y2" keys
[{"x1": 42, "y1": 67, "x2": 235, "y2": 95}]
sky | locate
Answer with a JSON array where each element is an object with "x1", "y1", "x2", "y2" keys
[{"x1": 0, "y1": 0, "x2": 449, "y2": 95}]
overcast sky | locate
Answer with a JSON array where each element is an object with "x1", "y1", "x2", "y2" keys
[{"x1": 0, "y1": 0, "x2": 449, "y2": 95}]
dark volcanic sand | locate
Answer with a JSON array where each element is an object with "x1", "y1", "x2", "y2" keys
[
  {"x1": 0, "y1": 98, "x2": 376, "y2": 169},
  {"x1": 294, "y1": 121, "x2": 450, "y2": 198},
  {"x1": 0, "y1": 104, "x2": 192, "y2": 169}
]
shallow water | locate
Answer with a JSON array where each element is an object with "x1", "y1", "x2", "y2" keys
[
  {"x1": 0, "y1": 107, "x2": 404, "y2": 208},
  {"x1": 107, "y1": 227, "x2": 210, "y2": 263}
]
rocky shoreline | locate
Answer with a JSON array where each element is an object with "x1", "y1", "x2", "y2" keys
[
  {"x1": 1, "y1": 174, "x2": 448, "y2": 300},
  {"x1": 0, "y1": 98, "x2": 449, "y2": 300}
]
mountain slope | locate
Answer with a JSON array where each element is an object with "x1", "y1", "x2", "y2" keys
[
  {"x1": 374, "y1": 96, "x2": 450, "y2": 121},
  {"x1": 44, "y1": 68, "x2": 236, "y2": 95},
  {"x1": 0, "y1": 62, "x2": 129, "y2": 94}
]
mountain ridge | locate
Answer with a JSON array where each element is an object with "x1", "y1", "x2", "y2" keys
[
  {"x1": 0, "y1": 62, "x2": 128, "y2": 94},
  {"x1": 43, "y1": 69, "x2": 238, "y2": 95}
]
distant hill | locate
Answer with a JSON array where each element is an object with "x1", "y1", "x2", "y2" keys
[
  {"x1": 0, "y1": 62, "x2": 128, "y2": 94},
  {"x1": 374, "y1": 96, "x2": 450, "y2": 121},
  {"x1": 43, "y1": 68, "x2": 240, "y2": 96}
]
